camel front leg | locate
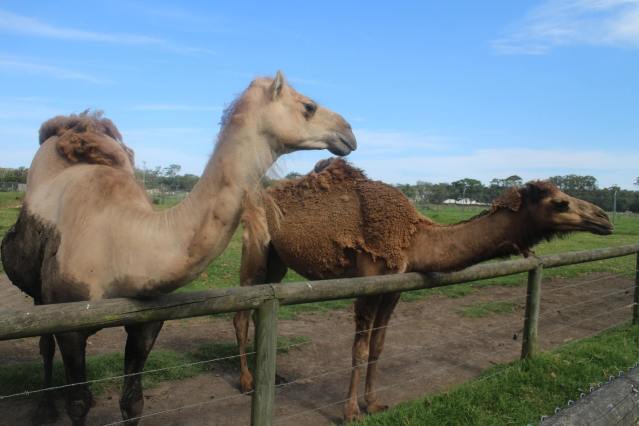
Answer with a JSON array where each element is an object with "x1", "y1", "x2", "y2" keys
[
  {"x1": 34, "y1": 334, "x2": 58, "y2": 424},
  {"x1": 55, "y1": 331, "x2": 91, "y2": 426},
  {"x1": 233, "y1": 309, "x2": 254, "y2": 393},
  {"x1": 344, "y1": 295, "x2": 381, "y2": 422},
  {"x1": 119, "y1": 321, "x2": 164, "y2": 424},
  {"x1": 365, "y1": 292, "x2": 400, "y2": 414},
  {"x1": 235, "y1": 240, "x2": 287, "y2": 393}
]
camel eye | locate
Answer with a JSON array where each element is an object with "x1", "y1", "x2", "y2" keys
[
  {"x1": 303, "y1": 102, "x2": 317, "y2": 118},
  {"x1": 552, "y1": 199, "x2": 569, "y2": 212}
]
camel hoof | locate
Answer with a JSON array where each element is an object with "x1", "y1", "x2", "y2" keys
[
  {"x1": 32, "y1": 399, "x2": 59, "y2": 425},
  {"x1": 67, "y1": 400, "x2": 88, "y2": 426},
  {"x1": 275, "y1": 373, "x2": 288, "y2": 385},
  {"x1": 239, "y1": 375, "x2": 254, "y2": 394},
  {"x1": 366, "y1": 402, "x2": 389, "y2": 414},
  {"x1": 343, "y1": 403, "x2": 363, "y2": 423}
]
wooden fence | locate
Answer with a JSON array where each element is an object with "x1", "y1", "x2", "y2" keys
[{"x1": 1, "y1": 243, "x2": 639, "y2": 425}]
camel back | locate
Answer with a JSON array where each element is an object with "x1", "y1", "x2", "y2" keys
[{"x1": 266, "y1": 159, "x2": 426, "y2": 276}]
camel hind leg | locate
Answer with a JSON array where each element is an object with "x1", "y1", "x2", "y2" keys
[
  {"x1": 344, "y1": 295, "x2": 382, "y2": 422},
  {"x1": 55, "y1": 331, "x2": 91, "y2": 426},
  {"x1": 119, "y1": 321, "x2": 163, "y2": 424},
  {"x1": 364, "y1": 292, "x2": 401, "y2": 414},
  {"x1": 33, "y1": 334, "x2": 58, "y2": 424},
  {"x1": 234, "y1": 243, "x2": 287, "y2": 393}
]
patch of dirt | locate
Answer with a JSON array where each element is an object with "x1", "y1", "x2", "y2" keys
[{"x1": 0, "y1": 272, "x2": 634, "y2": 425}]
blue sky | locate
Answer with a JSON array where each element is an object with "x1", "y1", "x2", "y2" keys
[{"x1": 1, "y1": 0, "x2": 638, "y2": 188}]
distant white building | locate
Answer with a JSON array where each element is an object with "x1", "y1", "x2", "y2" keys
[{"x1": 442, "y1": 198, "x2": 488, "y2": 206}]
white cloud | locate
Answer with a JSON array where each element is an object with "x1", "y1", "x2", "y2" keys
[
  {"x1": 492, "y1": 0, "x2": 639, "y2": 54},
  {"x1": 0, "y1": 9, "x2": 210, "y2": 54},
  {"x1": 0, "y1": 57, "x2": 106, "y2": 83}
]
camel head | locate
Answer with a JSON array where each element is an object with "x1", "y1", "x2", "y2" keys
[
  {"x1": 493, "y1": 181, "x2": 613, "y2": 236},
  {"x1": 229, "y1": 71, "x2": 357, "y2": 156}
]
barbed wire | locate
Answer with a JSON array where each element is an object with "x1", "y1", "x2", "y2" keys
[
  {"x1": 271, "y1": 301, "x2": 635, "y2": 421},
  {"x1": 276, "y1": 316, "x2": 637, "y2": 424},
  {"x1": 0, "y1": 339, "x2": 311, "y2": 401},
  {"x1": 2, "y1": 270, "x2": 633, "y2": 402},
  {"x1": 0, "y1": 268, "x2": 635, "y2": 424},
  {"x1": 102, "y1": 388, "x2": 255, "y2": 426}
]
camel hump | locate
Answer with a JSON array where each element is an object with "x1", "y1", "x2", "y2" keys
[
  {"x1": 39, "y1": 110, "x2": 135, "y2": 169},
  {"x1": 312, "y1": 157, "x2": 367, "y2": 181}
]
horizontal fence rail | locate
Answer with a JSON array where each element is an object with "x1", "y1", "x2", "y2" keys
[{"x1": 0, "y1": 243, "x2": 638, "y2": 341}]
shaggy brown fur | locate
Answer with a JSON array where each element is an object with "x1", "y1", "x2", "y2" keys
[
  {"x1": 267, "y1": 159, "x2": 427, "y2": 275},
  {"x1": 39, "y1": 110, "x2": 134, "y2": 169},
  {"x1": 235, "y1": 158, "x2": 613, "y2": 421}
]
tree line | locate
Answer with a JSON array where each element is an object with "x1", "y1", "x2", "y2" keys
[
  {"x1": 394, "y1": 174, "x2": 639, "y2": 213},
  {"x1": 2, "y1": 166, "x2": 639, "y2": 213}
]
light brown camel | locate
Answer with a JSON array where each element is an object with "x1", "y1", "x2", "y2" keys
[
  {"x1": 0, "y1": 72, "x2": 356, "y2": 425},
  {"x1": 234, "y1": 158, "x2": 613, "y2": 421}
]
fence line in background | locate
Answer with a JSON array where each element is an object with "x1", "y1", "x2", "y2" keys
[{"x1": 0, "y1": 243, "x2": 638, "y2": 425}]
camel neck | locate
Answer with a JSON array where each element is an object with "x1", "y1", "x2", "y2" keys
[
  {"x1": 407, "y1": 209, "x2": 529, "y2": 272},
  {"x1": 160, "y1": 125, "x2": 275, "y2": 280}
]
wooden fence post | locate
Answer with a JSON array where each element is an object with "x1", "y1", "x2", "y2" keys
[
  {"x1": 633, "y1": 253, "x2": 639, "y2": 325},
  {"x1": 251, "y1": 298, "x2": 279, "y2": 426},
  {"x1": 521, "y1": 264, "x2": 543, "y2": 359}
]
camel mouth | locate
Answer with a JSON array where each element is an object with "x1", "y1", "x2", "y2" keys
[
  {"x1": 328, "y1": 134, "x2": 357, "y2": 156},
  {"x1": 582, "y1": 219, "x2": 614, "y2": 235}
]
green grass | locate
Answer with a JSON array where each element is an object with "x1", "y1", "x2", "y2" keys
[
  {"x1": 2, "y1": 198, "x2": 636, "y2": 316},
  {"x1": 0, "y1": 335, "x2": 309, "y2": 397},
  {"x1": 458, "y1": 301, "x2": 519, "y2": 318},
  {"x1": 356, "y1": 323, "x2": 639, "y2": 426},
  {"x1": 0, "y1": 192, "x2": 23, "y2": 273}
]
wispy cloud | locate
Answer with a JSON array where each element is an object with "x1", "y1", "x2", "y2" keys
[
  {"x1": 0, "y1": 9, "x2": 210, "y2": 54},
  {"x1": 129, "y1": 104, "x2": 222, "y2": 112},
  {"x1": 0, "y1": 56, "x2": 106, "y2": 83},
  {"x1": 492, "y1": 0, "x2": 639, "y2": 54}
]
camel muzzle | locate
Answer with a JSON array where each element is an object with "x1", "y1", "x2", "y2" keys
[{"x1": 328, "y1": 132, "x2": 357, "y2": 156}]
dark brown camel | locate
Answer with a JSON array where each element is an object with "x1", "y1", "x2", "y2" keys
[{"x1": 234, "y1": 158, "x2": 613, "y2": 421}]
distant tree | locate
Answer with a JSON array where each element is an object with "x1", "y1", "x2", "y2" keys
[
  {"x1": 285, "y1": 172, "x2": 303, "y2": 180},
  {"x1": 0, "y1": 167, "x2": 28, "y2": 183},
  {"x1": 635, "y1": 177, "x2": 639, "y2": 187},
  {"x1": 451, "y1": 178, "x2": 482, "y2": 200},
  {"x1": 549, "y1": 175, "x2": 598, "y2": 192},
  {"x1": 504, "y1": 175, "x2": 523, "y2": 187}
]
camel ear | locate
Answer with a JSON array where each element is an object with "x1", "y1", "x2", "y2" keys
[
  {"x1": 270, "y1": 70, "x2": 286, "y2": 100},
  {"x1": 493, "y1": 188, "x2": 522, "y2": 212}
]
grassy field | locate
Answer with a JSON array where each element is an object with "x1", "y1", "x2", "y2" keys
[
  {"x1": 356, "y1": 323, "x2": 639, "y2": 426},
  {"x1": 1, "y1": 195, "x2": 638, "y2": 313}
]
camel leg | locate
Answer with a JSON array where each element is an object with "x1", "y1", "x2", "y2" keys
[
  {"x1": 55, "y1": 331, "x2": 91, "y2": 426},
  {"x1": 234, "y1": 243, "x2": 287, "y2": 393},
  {"x1": 119, "y1": 321, "x2": 163, "y2": 424},
  {"x1": 234, "y1": 309, "x2": 254, "y2": 393},
  {"x1": 364, "y1": 292, "x2": 401, "y2": 414},
  {"x1": 34, "y1": 334, "x2": 58, "y2": 424},
  {"x1": 344, "y1": 295, "x2": 381, "y2": 422}
]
